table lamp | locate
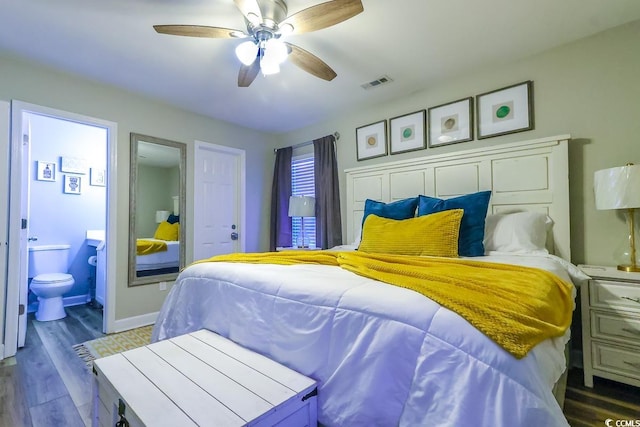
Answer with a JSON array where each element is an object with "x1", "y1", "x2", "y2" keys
[
  {"x1": 594, "y1": 163, "x2": 640, "y2": 272},
  {"x1": 288, "y1": 195, "x2": 315, "y2": 248},
  {"x1": 155, "y1": 210, "x2": 170, "y2": 223}
]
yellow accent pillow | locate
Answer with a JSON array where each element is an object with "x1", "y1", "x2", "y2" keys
[
  {"x1": 358, "y1": 209, "x2": 463, "y2": 257},
  {"x1": 154, "y1": 221, "x2": 179, "y2": 241}
]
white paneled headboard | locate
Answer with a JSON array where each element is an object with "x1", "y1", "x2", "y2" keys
[{"x1": 344, "y1": 134, "x2": 572, "y2": 261}]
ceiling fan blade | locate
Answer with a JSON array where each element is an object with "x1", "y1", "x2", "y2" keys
[
  {"x1": 234, "y1": 0, "x2": 263, "y2": 23},
  {"x1": 238, "y1": 59, "x2": 261, "y2": 87},
  {"x1": 154, "y1": 25, "x2": 242, "y2": 39},
  {"x1": 280, "y1": 0, "x2": 363, "y2": 34},
  {"x1": 286, "y1": 43, "x2": 337, "y2": 81}
]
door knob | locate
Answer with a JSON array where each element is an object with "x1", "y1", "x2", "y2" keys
[
  {"x1": 28, "y1": 236, "x2": 38, "y2": 242},
  {"x1": 230, "y1": 232, "x2": 238, "y2": 241}
]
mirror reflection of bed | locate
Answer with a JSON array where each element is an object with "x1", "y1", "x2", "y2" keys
[
  {"x1": 129, "y1": 133, "x2": 186, "y2": 286},
  {"x1": 136, "y1": 206, "x2": 180, "y2": 277}
]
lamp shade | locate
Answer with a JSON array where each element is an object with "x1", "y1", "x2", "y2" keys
[
  {"x1": 594, "y1": 164, "x2": 640, "y2": 210},
  {"x1": 288, "y1": 196, "x2": 315, "y2": 217},
  {"x1": 155, "y1": 210, "x2": 170, "y2": 223},
  {"x1": 235, "y1": 41, "x2": 258, "y2": 66}
]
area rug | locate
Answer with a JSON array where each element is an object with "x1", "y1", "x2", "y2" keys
[{"x1": 72, "y1": 325, "x2": 153, "y2": 368}]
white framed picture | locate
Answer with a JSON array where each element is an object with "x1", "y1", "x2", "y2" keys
[
  {"x1": 64, "y1": 175, "x2": 82, "y2": 194},
  {"x1": 60, "y1": 156, "x2": 87, "y2": 174},
  {"x1": 428, "y1": 97, "x2": 473, "y2": 147},
  {"x1": 36, "y1": 161, "x2": 56, "y2": 181},
  {"x1": 476, "y1": 81, "x2": 534, "y2": 139},
  {"x1": 90, "y1": 168, "x2": 106, "y2": 186},
  {"x1": 389, "y1": 110, "x2": 426, "y2": 155},
  {"x1": 356, "y1": 120, "x2": 387, "y2": 161}
]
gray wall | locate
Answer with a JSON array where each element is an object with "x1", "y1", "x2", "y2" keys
[
  {"x1": 136, "y1": 164, "x2": 178, "y2": 238},
  {"x1": 0, "y1": 51, "x2": 278, "y2": 321},
  {"x1": 277, "y1": 20, "x2": 640, "y2": 267}
]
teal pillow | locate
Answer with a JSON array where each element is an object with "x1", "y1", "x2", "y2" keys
[
  {"x1": 362, "y1": 198, "x2": 419, "y2": 226},
  {"x1": 417, "y1": 191, "x2": 491, "y2": 257}
]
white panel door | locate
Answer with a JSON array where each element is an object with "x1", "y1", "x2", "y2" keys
[
  {"x1": 0, "y1": 101, "x2": 9, "y2": 360},
  {"x1": 193, "y1": 142, "x2": 245, "y2": 261}
]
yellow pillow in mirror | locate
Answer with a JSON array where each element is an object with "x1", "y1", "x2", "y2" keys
[
  {"x1": 154, "y1": 221, "x2": 179, "y2": 241},
  {"x1": 358, "y1": 209, "x2": 463, "y2": 257}
]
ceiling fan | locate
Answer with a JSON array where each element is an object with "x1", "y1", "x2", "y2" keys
[{"x1": 154, "y1": 0, "x2": 364, "y2": 87}]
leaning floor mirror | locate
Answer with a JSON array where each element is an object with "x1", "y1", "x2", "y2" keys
[{"x1": 128, "y1": 133, "x2": 186, "y2": 286}]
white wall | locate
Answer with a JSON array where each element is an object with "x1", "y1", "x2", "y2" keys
[
  {"x1": 0, "y1": 51, "x2": 278, "y2": 321},
  {"x1": 27, "y1": 112, "x2": 106, "y2": 303},
  {"x1": 277, "y1": 20, "x2": 640, "y2": 267}
]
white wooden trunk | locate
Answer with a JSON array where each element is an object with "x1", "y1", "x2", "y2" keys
[{"x1": 92, "y1": 329, "x2": 318, "y2": 427}]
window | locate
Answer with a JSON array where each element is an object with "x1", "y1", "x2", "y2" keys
[{"x1": 291, "y1": 155, "x2": 316, "y2": 248}]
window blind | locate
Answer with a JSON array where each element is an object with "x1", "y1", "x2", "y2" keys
[{"x1": 291, "y1": 155, "x2": 316, "y2": 248}]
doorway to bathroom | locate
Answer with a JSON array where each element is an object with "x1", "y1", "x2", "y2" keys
[{"x1": 4, "y1": 101, "x2": 116, "y2": 357}]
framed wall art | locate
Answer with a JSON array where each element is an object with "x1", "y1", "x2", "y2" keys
[
  {"x1": 60, "y1": 156, "x2": 87, "y2": 174},
  {"x1": 428, "y1": 97, "x2": 473, "y2": 148},
  {"x1": 90, "y1": 168, "x2": 106, "y2": 186},
  {"x1": 389, "y1": 110, "x2": 426, "y2": 155},
  {"x1": 476, "y1": 81, "x2": 534, "y2": 139},
  {"x1": 63, "y1": 175, "x2": 82, "y2": 194},
  {"x1": 356, "y1": 120, "x2": 387, "y2": 161},
  {"x1": 36, "y1": 161, "x2": 56, "y2": 181}
]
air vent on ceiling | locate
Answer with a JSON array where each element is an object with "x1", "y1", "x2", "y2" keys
[{"x1": 361, "y1": 75, "x2": 393, "y2": 90}]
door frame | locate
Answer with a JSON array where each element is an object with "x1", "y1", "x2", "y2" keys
[
  {"x1": 4, "y1": 101, "x2": 117, "y2": 357},
  {"x1": 193, "y1": 141, "x2": 246, "y2": 259},
  {"x1": 0, "y1": 101, "x2": 9, "y2": 360}
]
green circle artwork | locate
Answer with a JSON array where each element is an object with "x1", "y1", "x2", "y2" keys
[
  {"x1": 496, "y1": 105, "x2": 511, "y2": 119},
  {"x1": 402, "y1": 128, "x2": 413, "y2": 139}
]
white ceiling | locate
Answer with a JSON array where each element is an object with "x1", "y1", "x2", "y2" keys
[{"x1": 2, "y1": 0, "x2": 640, "y2": 133}]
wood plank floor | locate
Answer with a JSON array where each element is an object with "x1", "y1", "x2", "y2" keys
[
  {"x1": 564, "y1": 368, "x2": 640, "y2": 426},
  {"x1": 1, "y1": 305, "x2": 638, "y2": 426},
  {"x1": 0, "y1": 304, "x2": 103, "y2": 427}
]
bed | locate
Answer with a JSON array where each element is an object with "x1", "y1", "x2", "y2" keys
[
  {"x1": 136, "y1": 238, "x2": 180, "y2": 276},
  {"x1": 136, "y1": 219, "x2": 181, "y2": 277},
  {"x1": 152, "y1": 135, "x2": 584, "y2": 426}
]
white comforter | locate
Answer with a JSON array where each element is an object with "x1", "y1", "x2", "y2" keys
[{"x1": 152, "y1": 253, "x2": 586, "y2": 427}]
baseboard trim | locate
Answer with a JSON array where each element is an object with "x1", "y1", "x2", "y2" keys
[
  {"x1": 65, "y1": 294, "x2": 91, "y2": 307},
  {"x1": 112, "y1": 312, "x2": 158, "y2": 333},
  {"x1": 27, "y1": 293, "x2": 92, "y2": 313}
]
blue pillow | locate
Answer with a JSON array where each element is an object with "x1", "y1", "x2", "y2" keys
[
  {"x1": 167, "y1": 214, "x2": 180, "y2": 224},
  {"x1": 417, "y1": 191, "x2": 491, "y2": 257},
  {"x1": 362, "y1": 198, "x2": 419, "y2": 226}
]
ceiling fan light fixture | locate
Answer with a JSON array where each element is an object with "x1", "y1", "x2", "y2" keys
[
  {"x1": 277, "y1": 23, "x2": 294, "y2": 36},
  {"x1": 260, "y1": 55, "x2": 280, "y2": 75},
  {"x1": 265, "y1": 38, "x2": 289, "y2": 64},
  {"x1": 235, "y1": 41, "x2": 259, "y2": 65},
  {"x1": 246, "y1": 12, "x2": 261, "y2": 27}
]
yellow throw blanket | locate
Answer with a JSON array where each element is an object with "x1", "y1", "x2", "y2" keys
[
  {"x1": 200, "y1": 251, "x2": 574, "y2": 359},
  {"x1": 136, "y1": 239, "x2": 168, "y2": 256}
]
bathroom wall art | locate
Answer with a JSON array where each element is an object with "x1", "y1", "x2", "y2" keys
[
  {"x1": 90, "y1": 168, "x2": 105, "y2": 186},
  {"x1": 36, "y1": 161, "x2": 56, "y2": 181},
  {"x1": 60, "y1": 156, "x2": 87, "y2": 174},
  {"x1": 64, "y1": 175, "x2": 82, "y2": 194}
]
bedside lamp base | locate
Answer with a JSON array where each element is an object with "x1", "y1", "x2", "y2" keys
[{"x1": 617, "y1": 264, "x2": 640, "y2": 273}]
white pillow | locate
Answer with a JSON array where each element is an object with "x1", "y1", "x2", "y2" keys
[{"x1": 484, "y1": 211, "x2": 552, "y2": 254}]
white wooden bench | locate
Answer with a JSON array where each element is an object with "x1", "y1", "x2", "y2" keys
[{"x1": 92, "y1": 329, "x2": 318, "y2": 427}]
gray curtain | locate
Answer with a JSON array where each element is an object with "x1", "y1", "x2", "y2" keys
[
  {"x1": 314, "y1": 135, "x2": 342, "y2": 249},
  {"x1": 270, "y1": 147, "x2": 292, "y2": 251}
]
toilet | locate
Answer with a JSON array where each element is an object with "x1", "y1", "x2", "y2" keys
[{"x1": 28, "y1": 244, "x2": 75, "y2": 321}]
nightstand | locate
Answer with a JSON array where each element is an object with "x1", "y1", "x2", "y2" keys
[
  {"x1": 275, "y1": 247, "x2": 322, "y2": 251},
  {"x1": 578, "y1": 265, "x2": 640, "y2": 388}
]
